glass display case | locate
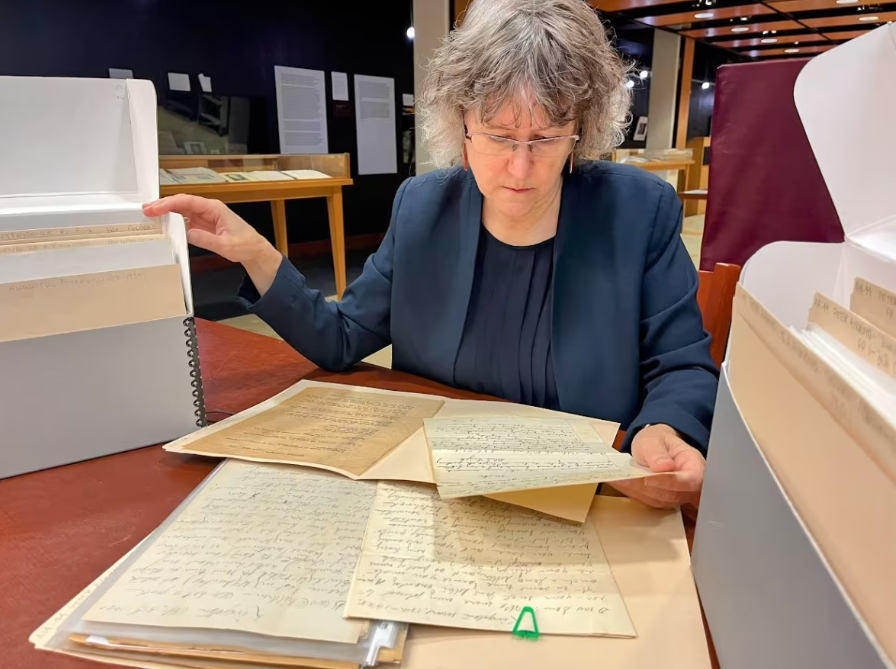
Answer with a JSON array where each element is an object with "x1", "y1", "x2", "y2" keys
[
  {"x1": 158, "y1": 154, "x2": 353, "y2": 298},
  {"x1": 158, "y1": 91, "x2": 267, "y2": 156},
  {"x1": 159, "y1": 153, "x2": 351, "y2": 182}
]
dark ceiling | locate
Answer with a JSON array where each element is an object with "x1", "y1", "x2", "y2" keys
[{"x1": 590, "y1": 0, "x2": 892, "y2": 59}]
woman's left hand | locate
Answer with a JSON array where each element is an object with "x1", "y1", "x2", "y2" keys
[{"x1": 610, "y1": 424, "x2": 706, "y2": 509}]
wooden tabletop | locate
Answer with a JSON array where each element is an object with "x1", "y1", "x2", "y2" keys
[
  {"x1": 680, "y1": 189, "x2": 709, "y2": 201},
  {"x1": 621, "y1": 159, "x2": 695, "y2": 172},
  {"x1": 0, "y1": 320, "x2": 711, "y2": 668},
  {"x1": 159, "y1": 177, "x2": 353, "y2": 203}
]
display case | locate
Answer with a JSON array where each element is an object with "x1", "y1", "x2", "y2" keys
[
  {"x1": 158, "y1": 154, "x2": 354, "y2": 298},
  {"x1": 610, "y1": 148, "x2": 695, "y2": 191}
]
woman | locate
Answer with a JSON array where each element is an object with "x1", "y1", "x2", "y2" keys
[{"x1": 145, "y1": 0, "x2": 718, "y2": 509}]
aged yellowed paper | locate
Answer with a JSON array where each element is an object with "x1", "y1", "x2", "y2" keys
[
  {"x1": 0, "y1": 234, "x2": 165, "y2": 255},
  {"x1": 84, "y1": 461, "x2": 376, "y2": 644},
  {"x1": 0, "y1": 264, "x2": 185, "y2": 343},
  {"x1": 0, "y1": 222, "x2": 162, "y2": 246},
  {"x1": 809, "y1": 291, "x2": 896, "y2": 380},
  {"x1": 399, "y1": 497, "x2": 711, "y2": 669},
  {"x1": 425, "y1": 417, "x2": 652, "y2": 498},
  {"x1": 345, "y1": 483, "x2": 635, "y2": 637},
  {"x1": 178, "y1": 387, "x2": 444, "y2": 478},
  {"x1": 852, "y1": 278, "x2": 896, "y2": 338},
  {"x1": 165, "y1": 381, "x2": 619, "y2": 522}
]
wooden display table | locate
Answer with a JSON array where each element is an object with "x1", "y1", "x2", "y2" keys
[
  {"x1": 610, "y1": 150, "x2": 695, "y2": 193},
  {"x1": 160, "y1": 154, "x2": 353, "y2": 298}
]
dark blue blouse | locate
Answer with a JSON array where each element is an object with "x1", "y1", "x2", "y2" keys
[{"x1": 453, "y1": 225, "x2": 560, "y2": 410}]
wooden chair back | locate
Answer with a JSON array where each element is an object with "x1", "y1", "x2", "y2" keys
[{"x1": 697, "y1": 262, "x2": 742, "y2": 367}]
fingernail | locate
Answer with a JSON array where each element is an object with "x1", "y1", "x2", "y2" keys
[{"x1": 656, "y1": 456, "x2": 673, "y2": 466}]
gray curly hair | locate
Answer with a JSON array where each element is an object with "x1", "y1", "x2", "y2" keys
[{"x1": 418, "y1": 0, "x2": 632, "y2": 169}]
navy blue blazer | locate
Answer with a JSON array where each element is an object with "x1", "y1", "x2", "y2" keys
[{"x1": 242, "y1": 161, "x2": 719, "y2": 453}]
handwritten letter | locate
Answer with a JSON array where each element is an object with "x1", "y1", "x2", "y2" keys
[
  {"x1": 345, "y1": 483, "x2": 636, "y2": 637},
  {"x1": 182, "y1": 387, "x2": 444, "y2": 477},
  {"x1": 85, "y1": 461, "x2": 377, "y2": 644},
  {"x1": 425, "y1": 417, "x2": 651, "y2": 498}
]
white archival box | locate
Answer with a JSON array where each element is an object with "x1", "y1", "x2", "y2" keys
[
  {"x1": 692, "y1": 25, "x2": 896, "y2": 669},
  {"x1": 0, "y1": 77, "x2": 205, "y2": 479}
]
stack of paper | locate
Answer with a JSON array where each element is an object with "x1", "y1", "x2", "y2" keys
[
  {"x1": 789, "y1": 280, "x2": 896, "y2": 479},
  {"x1": 30, "y1": 378, "x2": 723, "y2": 668},
  {"x1": 32, "y1": 462, "x2": 636, "y2": 667},
  {"x1": 281, "y1": 169, "x2": 331, "y2": 180},
  {"x1": 162, "y1": 167, "x2": 227, "y2": 185},
  {"x1": 728, "y1": 279, "x2": 896, "y2": 662},
  {"x1": 220, "y1": 171, "x2": 296, "y2": 182},
  {"x1": 34, "y1": 461, "x2": 408, "y2": 668},
  {"x1": 0, "y1": 221, "x2": 185, "y2": 343},
  {"x1": 161, "y1": 383, "x2": 651, "y2": 523}
]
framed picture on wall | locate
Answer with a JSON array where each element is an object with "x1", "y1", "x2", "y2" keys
[{"x1": 633, "y1": 116, "x2": 648, "y2": 141}]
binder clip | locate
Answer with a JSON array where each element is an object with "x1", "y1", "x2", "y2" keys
[{"x1": 512, "y1": 606, "x2": 539, "y2": 640}]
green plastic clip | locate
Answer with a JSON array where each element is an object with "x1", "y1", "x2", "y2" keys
[{"x1": 512, "y1": 606, "x2": 539, "y2": 639}]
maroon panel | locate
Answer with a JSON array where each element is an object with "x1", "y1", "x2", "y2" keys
[{"x1": 700, "y1": 59, "x2": 844, "y2": 272}]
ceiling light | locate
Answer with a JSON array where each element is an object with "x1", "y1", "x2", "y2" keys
[
  {"x1": 761, "y1": 38, "x2": 778, "y2": 43},
  {"x1": 785, "y1": 48, "x2": 800, "y2": 53},
  {"x1": 858, "y1": 15, "x2": 879, "y2": 20},
  {"x1": 762, "y1": 30, "x2": 769, "y2": 34},
  {"x1": 732, "y1": 26, "x2": 750, "y2": 32},
  {"x1": 639, "y1": 70, "x2": 650, "y2": 79},
  {"x1": 835, "y1": 0, "x2": 858, "y2": 3},
  {"x1": 701, "y1": 82, "x2": 711, "y2": 90},
  {"x1": 772, "y1": 30, "x2": 777, "y2": 33},
  {"x1": 406, "y1": 26, "x2": 415, "y2": 39},
  {"x1": 695, "y1": 12, "x2": 715, "y2": 18},
  {"x1": 795, "y1": 40, "x2": 800, "y2": 44},
  {"x1": 625, "y1": 80, "x2": 636, "y2": 89}
]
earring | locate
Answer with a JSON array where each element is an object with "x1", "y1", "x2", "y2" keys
[
  {"x1": 569, "y1": 153, "x2": 575, "y2": 174},
  {"x1": 463, "y1": 144, "x2": 469, "y2": 171}
]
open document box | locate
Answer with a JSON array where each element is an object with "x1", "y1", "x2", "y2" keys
[
  {"x1": 0, "y1": 76, "x2": 205, "y2": 478},
  {"x1": 692, "y1": 25, "x2": 896, "y2": 669}
]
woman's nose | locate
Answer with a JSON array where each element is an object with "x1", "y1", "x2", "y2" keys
[{"x1": 507, "y1": 144, "x2": 534, "y2": 179}]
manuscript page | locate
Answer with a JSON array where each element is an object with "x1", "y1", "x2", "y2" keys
[
  {"x1": 425, "y1": 417, "x2": 652, "y2": 498},
  {"x1": 345, "y1": 483, "x2": 635, "y2": 637},
  {"x1": 84, "y1": 461, "x2": 376, "y2": 644}
]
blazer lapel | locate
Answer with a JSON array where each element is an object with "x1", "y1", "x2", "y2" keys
[
  {"x1": 551, "y1": 171, "x2": 582, "y2": 412},
  {"x1": 434, "y1": 171, "x2": 482, "y2": 384}
]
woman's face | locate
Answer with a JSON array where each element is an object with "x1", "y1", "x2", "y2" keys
[{"x1": 464, "y1": 102, "x2": 576, "y2": 221}]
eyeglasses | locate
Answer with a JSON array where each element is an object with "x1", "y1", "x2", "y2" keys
[{"x1": 465, "y1": 131, "x2": 580, "y2": 158}]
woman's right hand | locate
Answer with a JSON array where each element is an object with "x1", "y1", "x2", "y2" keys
[
  {"x1": 143, "y1": 194, "x2": 283, "y2": 295},
  {"x1": 143, "y1": 194, "x2": 271, "y2": 263}
]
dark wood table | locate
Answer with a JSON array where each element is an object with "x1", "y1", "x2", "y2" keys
[{"x1": 0, "y1": 320, "x2": 714, "y2": 668}]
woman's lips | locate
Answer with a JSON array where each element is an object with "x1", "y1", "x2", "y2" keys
[{"x1": 504, "y1": 187, "x2": 534, "y2": 194}]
